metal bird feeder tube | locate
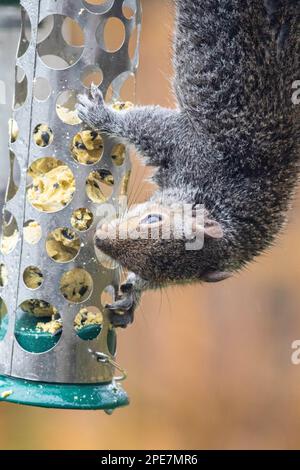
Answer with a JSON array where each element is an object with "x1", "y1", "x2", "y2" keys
[{"x1": 0, "y1": 0, "x2": 141, "y2": 411}]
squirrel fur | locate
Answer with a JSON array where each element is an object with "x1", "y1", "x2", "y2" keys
[{"x1": 77, "y1": 0, "x2": 300, "y2": 328}]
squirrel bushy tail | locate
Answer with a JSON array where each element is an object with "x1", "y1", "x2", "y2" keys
[{"x1": 174, "y1": 0, "x2": 300, "y2": 171}]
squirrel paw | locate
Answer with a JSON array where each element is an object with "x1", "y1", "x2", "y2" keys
[
  {"x1": 106, "y1": 282, "x2": 136, "y2": 329},
  {"x1": 76, "y1": 85, "x2": 113, "y2": 131}
]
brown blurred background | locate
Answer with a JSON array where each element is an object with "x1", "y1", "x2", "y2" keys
[{"x1": 1, "y1": 0, "x2": 300, "y2": 450}]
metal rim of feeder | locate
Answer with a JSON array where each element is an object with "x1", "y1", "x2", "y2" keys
[{"x1": 0, "y1": 0, "x2": 141, "y2": 411}]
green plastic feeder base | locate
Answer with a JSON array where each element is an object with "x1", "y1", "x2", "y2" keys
[{"x1": 0, "y1": 375, "x2": 129, "y2": 410}]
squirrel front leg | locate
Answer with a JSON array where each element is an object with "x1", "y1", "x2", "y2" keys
[
  {"x1": 104, "y1": 273, "x2": 148, "y2": 328},
  {"x1": 77, "y1": 85, "x2": 183, "y2": 168}
]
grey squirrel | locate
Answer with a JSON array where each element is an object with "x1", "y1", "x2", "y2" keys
[{"x1": 77, "y1": 0, "x2": 300, "y2": 328}]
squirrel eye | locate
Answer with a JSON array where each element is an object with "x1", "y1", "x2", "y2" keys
[{"x1": 140, "y1": 214, "x2": 163, "y2": 225}]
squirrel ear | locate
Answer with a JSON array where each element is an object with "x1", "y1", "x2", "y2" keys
[
  {"x1": 204, "y1": 219, "x2": 224, "y2": 239},
  {"x1": 202, "y1": 271, "x2": 232, "y2": 283},
  {"x1": 192, "y1": 207, "x2": 223, "y2": 239}
]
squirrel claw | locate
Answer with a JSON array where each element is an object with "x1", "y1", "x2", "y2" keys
[
  {"x1": 90, "y1": 83, "x2": 104, "y2": 103},
  {"x1": 77, "y1": 93, "x2": 91, "y2": 108},
  {"x1": 76, "y1": 95, "x2": 96, "y2": 127},
  {"x1": 108, "y1": 309, "x2": 134, "y2": 329},
  {"x1": 106, "y1": 282, "x2": 136, "y2": 328},
  {"x1": 76, "y1": 89, "x2": 112, "y2": 131}
]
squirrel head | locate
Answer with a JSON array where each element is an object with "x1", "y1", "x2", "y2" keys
[{"x1": 94, "y1": 192, "x2": 232, "y2": 286}]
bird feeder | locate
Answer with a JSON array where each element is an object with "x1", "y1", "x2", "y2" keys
[
  {"x1": 0, "y1": 0, "x2": 141, "y2": 411},
  {"x1": 0, "y1": 3, "x2": 22, "y2": 213}
]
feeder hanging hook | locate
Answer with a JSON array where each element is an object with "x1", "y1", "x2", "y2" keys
[{"x1": 88, "y1": 349, "x2": 127, "y2": 382}]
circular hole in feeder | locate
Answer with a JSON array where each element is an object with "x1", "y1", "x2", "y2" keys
[
  {"x1": 0, "y1": 211, "x2": 19, "y2": 255},
  {"x1": 56, "y1": 90, "x2": 82, "y2": 125},
  {"x1": 106, "y1": 72, "x2": 135, "y2": 104},
  {"x1": 27, "y1": 157, "x2": 75, "y2": 213},
  {"x1": 82, "y1": 0, "x2": 114, "y2": 15},
  {"x1": 0, "y1": 298, "x2": 8, "y2": 342},
  {"x1": 33, "y1": 77, "x2": 52, "y2": 101},
  {"x1": 18, "y1": 6, "x2": 32, "y2": 58},
  {"x1": 111, "y1": 143, "x2": 126, "y2": 166},
  {"x1": 98, "y1": 17, "x2": 126, "y2": 53},
  {"x1": 33, "y1": 124, "x2": 54, "y2": 148},
  {"x1": 14, "y1": 65, "x2": 28, "y2": 109},
  {"x1": 86, "y1": 169, "x2": 114, "y2": 203},
  {"x1": 15, "y1": 299, "x2": 62, "y2": 354},
  {"x1": 60, "y1": 268, "x2": 93, "y2": 304},
  {"x1": 74, "y1": 306, "x2": 103, "y2": 341},
  {"x1": 70, "y1": 130, "x2": 103, "y2": 165},
  {"x1": 105, "y1": 84, "x2": 114, "y2": 103},
  {"x1": 84, "y1": 0, "x2": 109, "y2": 3},
  {"x1": 101, "y1": 285, "x2": 115, "y2": 307},
  {"x1": 107, "y1": 327, "x2": 117, "y2": 356},
  {"x1": 23, "y1": 220, "x2": 42, "y2": 245},
  {"x1": 0, "y1": 264, "x2": 8, "y2": 288},
  {"x1": 40, "y1": 55, "x2": 70, "y2": 69},
  {"x1": 23, "y1": 266, "x2": 44, "y2": 290},
  {"x1": 123, "y1": 1, "x2": 136, "y2": 19},
  {"x1": 62, "y1": 17, "x2": 85, "y2": 47},
  {"x1": 37, "y1": 15, "x2": 84, "y2": 70},
  {"x1": 80, "y1": 65, "x2": 103, "y2": 88},
  {"x1": 46, "y1": 227, "x2": 81, "y2": 263},
  {"x1": 123, "y1": 0, "x2": 136, "y2": 19},
  {"x1": 121, "y1": 74, "x2": 136, "y2": 101},
  {"x1": 16, "y1": 65, "x2": 26, "y2": 84},
  {"x1": 37, "y1": 15, "x2": 54, "y2": 44},
  {"x1": 6, "y1": 150, "x2": 21, "y2": 202},
  {"x1": 8, "y1": 119, "x2": 19, "y2": 144},
  {"x1": 71, "y1": 208, "x2": 94, "y2": 232}
]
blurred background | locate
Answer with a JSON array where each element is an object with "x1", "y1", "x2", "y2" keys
[{"x1": 1, "y1": 0, "x2": 300, "y2": 450}]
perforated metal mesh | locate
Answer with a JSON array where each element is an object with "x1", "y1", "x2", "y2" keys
[{"x1": 0, "y1": 0, "x2": 141, "y2": 384}]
